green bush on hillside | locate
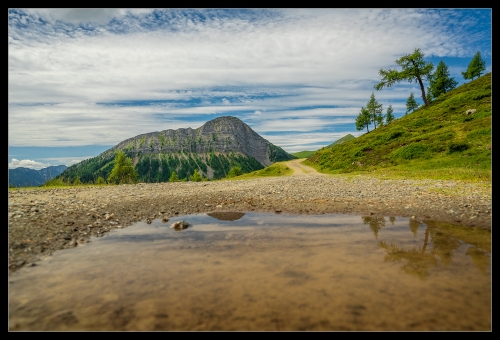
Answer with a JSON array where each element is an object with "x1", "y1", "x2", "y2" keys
[
  {"x1": 447, "y1": 142, "x2": 470, "y2": 154},
  {"x1": 391, "y1": 143, "x2": 429, "y2": 160}
]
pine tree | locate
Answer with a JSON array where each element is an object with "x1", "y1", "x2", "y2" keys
[
  {"x1": 375, "y1": 48, "x2": 434, "y2": 106},
  {"x1": 406, "y1": 93, "x2": 419, "y2": 115},
  {"x1": 191, "y1": 169, "x2": 202, "y2": 182},
  {"x1": 462, "y1": 51, "x2": 486, "y2": 81},
  {"x1": 355, "y1": 107, "x2": 371, "y2": 133},
  {"x1": 169, "y1": 171, "x2": 178, "y2": 182},
  {"x1": 428, "y1": 60, "x2": 458, "y2": 99},
  {"x1": 385, "y1": 105, "x2": 395, "y2": 124},
  {"x1": 107, "y1": 150, "x2": 138, "y2": 184},
  {"x1": 366, "y1": 93, "x2": 383, "y2": 129}
]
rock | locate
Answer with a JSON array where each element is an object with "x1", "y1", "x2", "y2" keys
[
  {"x1": 465, "y1": 109, "x2": 476, "y2": 115},
  {"x1": 162, "y1": 218, "x2": 169, "y2": 223},
  {"x1": 170, "y1": 220, "x2": 190, "y2": 231}
]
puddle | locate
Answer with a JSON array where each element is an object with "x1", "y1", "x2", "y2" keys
[{"x1": 8, "y1": 212, "x2": 491, "y2": 331}]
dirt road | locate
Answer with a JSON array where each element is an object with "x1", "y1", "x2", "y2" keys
[{"x1": 283, "y1": 159, "x2": 326, "y2": 176}]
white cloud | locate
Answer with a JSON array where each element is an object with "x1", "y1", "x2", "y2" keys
[
  {"x1": 9, "y1": 158, "x2": 51, "y2": 170},
  {"x1": 8, "y1": 9, "x2": 491, "y2": 151}
]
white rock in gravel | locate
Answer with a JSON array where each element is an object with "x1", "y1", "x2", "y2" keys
[{"x1": 170, "y1": 220, "x2": 190, "y2": 230}]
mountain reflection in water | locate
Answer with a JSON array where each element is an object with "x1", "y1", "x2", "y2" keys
[{"x1": 9, "y1": 212, "x2": 491, "y2": 331}]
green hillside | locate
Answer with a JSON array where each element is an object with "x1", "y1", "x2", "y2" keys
[
  {"x1": 305, "y1": 73, "x2": 491, "y2": 182},
  {"x1": 327, "y1": 134, "x2": 356, "y2": 148},
  {"x1": 291, "y1": 150, "x2": 316, "y2": 158},
  {"x1": 292, "y1": 134, "x2": 356, "y2": 159}
]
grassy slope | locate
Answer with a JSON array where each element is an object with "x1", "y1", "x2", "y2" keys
[
  {"x1": 291, "y1": 134, "x2": 356, "y2": 158},
  {"x1": 304, "y1": 73, "x2": 491, "y2": 182},
  {"x1": 327, "y1": 134, "x2": 356, "y2": 147},
  {"x1": 222, "y1": 162, "x2": 293, "y2": 180},
  {"x1": 291, "y1": 151, "x2": 316, "y2": 158}
]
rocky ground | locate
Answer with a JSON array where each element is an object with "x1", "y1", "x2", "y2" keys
[{"x1": 8, "y1": 173, "x2": 491, "y2": 274}]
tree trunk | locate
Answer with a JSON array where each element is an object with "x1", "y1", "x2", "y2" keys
[{"x1": 416, "y1": 75, "x2": 429, "y2": 106}]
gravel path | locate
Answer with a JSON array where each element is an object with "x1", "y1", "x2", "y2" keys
[
  {"x1": 284, "y1": 159, "x2": 327, "y2": 176},
  {"x1": 8, "y1": 169, "x2": 491, "y2": 274}
]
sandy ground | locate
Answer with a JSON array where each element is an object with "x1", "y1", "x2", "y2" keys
[{"x1": 8, "y1": 160, "x2": 491, "y2": 274}]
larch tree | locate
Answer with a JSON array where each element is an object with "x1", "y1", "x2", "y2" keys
[
  {"x1": 406, "y1": 93, "x2": 419, "y2": 115},
  {"x1": 462, "y1": 51, "x2": 486, "y2": 81},
  {"x1": 366, "y1": 92, "x2": 383, "y2": 129},
  {"x1": 355, "y1": 107, "x2": 371, "y2": 133},
  {"x1": 375, "y1": 48, "x2": 434, "y2": 106},
  {"x1": 428, "y1": 60, "x2": 458, "y2": 99},
  {"x1": 385, "y1": 104, "x2": 395, "y2": 124},
  {"x1": 107, "y1": 150, "x2": 138, "y2": 184}
]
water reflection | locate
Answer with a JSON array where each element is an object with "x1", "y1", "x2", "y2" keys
[
  {"x1": 207, "y1": 212, "x2": 245, "y2": 221},
  {"x1": 9, "y1": 213, "x2": 491, "y2": 331},
  {"x1": 362, "y1": 216, "x2": 386, "y2": 239},
  {"x1": 361, "y1": 216, "x2": 491, "y2": 281}
]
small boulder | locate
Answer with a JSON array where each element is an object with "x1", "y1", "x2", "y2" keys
[
  {"x1": 465, "y1": 109, "x2": 476, "y2": 115},
  {"x1": 170, "y1": 220, "x2": 190, "y2": 231}
]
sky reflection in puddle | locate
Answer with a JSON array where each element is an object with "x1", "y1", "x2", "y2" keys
[{"x1": 9, "y1": 212, "x2": 491, "y2": 331}]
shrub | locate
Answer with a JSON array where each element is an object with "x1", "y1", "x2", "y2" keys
[
  {"x1": 169, "y1": 171, "x2": 179, "y2": 182},
  {"x1": 391, "y1": 143, "x2": 428, "y2": 160},
  {"x1": 448, "y1": 142, "x2": 470, "y2": 154},
  {"x1": 191, "y1": 169, "x2": 203, "y2": 182},
  {"x1": 227, "y1": 166, "x2": 243, "y2": 178},
  {"x1": 107, "y1": 150, "x2": 138, "y2": 184},
  {"x1": 96, "y1": 176, "x2": 106, "y2": 185}
]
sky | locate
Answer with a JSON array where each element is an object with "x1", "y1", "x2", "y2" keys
[{"x1": 8, "y1": 8, "x2": 492, "y2": 169}]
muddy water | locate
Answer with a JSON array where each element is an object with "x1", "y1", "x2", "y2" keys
[{"x1": 9, "y1": 213, "x2": 491, "y2": 331}]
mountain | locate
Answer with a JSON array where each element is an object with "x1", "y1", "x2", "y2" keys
[
  {"x1": 305, "y1": 73, "x2": 491, "y2": 179},
  {"x1": 9, "y1": 165, "x2": 67, "y2": 187},
  {"x1": 326, "y1": 134, "x2": 355, "y2": 148},
  {"x1": 59, "y1": 116, "x2": 294, "y2": 182}
]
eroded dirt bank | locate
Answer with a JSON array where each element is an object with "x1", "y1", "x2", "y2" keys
[{"x1": 8, "y1": 175, "x2": 491, "y2": 274}]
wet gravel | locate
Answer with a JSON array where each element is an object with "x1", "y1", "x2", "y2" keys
[{"x1": 8, "y1": 176, "x2": 491, "y2": 274}]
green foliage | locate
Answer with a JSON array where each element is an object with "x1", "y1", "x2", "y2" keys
[
  {"x1": 226, "y1": 162, "x2": 293, "y2": 180},
  {"x1": 355, "y1": 107, "x2": 371, "y2": 132},
  {"x1": 375, "y1": 48, "x2": 434, "y2": 106},
  {"x1": 73, "y1": 176, "x2": 82, "y2": 185},
  {"x1": 107, "y1": 150, "x2": 138, "y2": 184},
  {"x1": 291, "y1": 150, "x2": 316, "y2": 158},
  {"x1": 138, "y1": 137, "x2": 146, "y2": 148},
  {"x1": 305, "y1": 73, "x2": 491, "y2": 182},
  {"x1": 268, "y1": 143, "x2": 294, "y2": 163},
  {"x1": 42, "y1": 177, "x2": 67, "y2": 187},
  {"x1": 428, "y1": 60, "x2": 458, "y2": 99},
  {"x1": 366, "y1": 92, "x2": 384, "y2": 129},
  {"x1": 191, "y1": 169, "x2": 203, "y2": 182},
  {"x1": 227, "y1": 166, "x2": 243, "y2": 178},
  {"x1": 447, "y1": 142, "x2": 470, "y2": 154},
  {"x1": 95, "y1": 176, "x2": 106, "y2": 185},
  {"x1": 385, "y1": 105, "x2": 395, "y2": 124},
  {"x1": 462, "y1": 51, "x2": 486, "y2": 81},
  {"x1": 406, "y1": 93, "x2": 419, "y2": 114},
  {"x1": 391, "y1": 143, "x2": 429, "y2": 160},
  {"x1": 169, "y1": 171, "x2": 179, "y2": 182}
]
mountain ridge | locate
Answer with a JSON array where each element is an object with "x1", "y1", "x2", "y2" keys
[
  {"x1": 59, "y1": 116, "x2": 294, "y2": 182},
  {"x1": 9, "y1": 165, "x2": 67, "y2": 187}
]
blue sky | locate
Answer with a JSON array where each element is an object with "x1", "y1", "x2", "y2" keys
[{"x1": 8, "y1": 8, "x2": 492, "y2": 169}]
